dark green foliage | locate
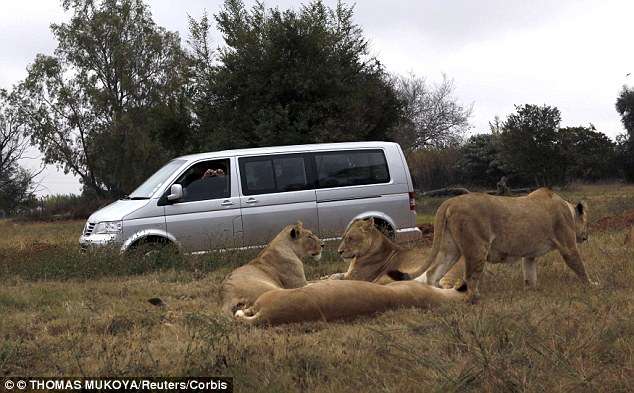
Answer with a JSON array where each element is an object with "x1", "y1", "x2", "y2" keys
[
  {"x1": 497, "y1": 104, "x2": 564, "y2": 186},
  {"x1": 615, "y1": 86, "x2": 634, "y2": 181},
  {"x1": 448, "y1": 109, "x2": 620, "y2": 189},
  {"x1": 457, "y1": 134, "x2": 505, "y2": 186},
  {"x1": 190, "y1": 0, "x2": 401, "y2": 150},
  {"x1": 558, "y1": 126, "x2": 618, "y2": 181},
  {"x1": 616, "y1": 86, "x2": 634, "y2": 134},
  {"x1": 0, "y1": 90, "x2": 36, "y2": 214},
  {"x1": 0, "y1": 168, "x2": 36, "y2": 215},
  {"x1": 15, "y1": 0, "x2": 191, "y2": 197}
]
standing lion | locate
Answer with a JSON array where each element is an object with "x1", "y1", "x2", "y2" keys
[{"x1": 389, "y1": 188, "x2": 596, "y2": 303}]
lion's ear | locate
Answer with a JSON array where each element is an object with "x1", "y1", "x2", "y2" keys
[
  {"x1": 576, "y1": 202, "x2": 585, "y2": 216},
  {"x1": 290, "y1": 222, "x2": 303, "y2": 239},
  {"x1": 364, "y1": 217, "x2": 375, "y2": 227}
]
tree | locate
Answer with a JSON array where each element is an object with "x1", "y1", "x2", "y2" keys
[
  {"x1": 616, "y1": 86, "x2": 634, "y2": 181},
  {"x1": 558, "y1": 125, "x2": 617, "y2": 181},
  {"x1": 0, "y1": 90, "x2": 36, "y2": 214},
  {"x1": 391, "y1": 74, "x2": 472, "y2": 153},
  {"x1": 457, "y1": 133, "x2": 505, "y2": 186},
  {"x1": 616, "y1": 86, "x2": 634, "y2": 134},
  {"x1": 15, "y1": 0, "x2": 191, "y2": 197},
  {"x1": 497, "y1": 104, "x2": 564, "y2": 186},
  {"x1": 189, "y1": 0, "x2": 401, "y2": 151},
  {"x1": 0, "y1": 90, "x2": 35, "y2": 213}
]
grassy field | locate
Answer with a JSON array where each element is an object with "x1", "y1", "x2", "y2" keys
[{"x1": 1, "y1": 184, "x2": 634, "y2": 392}]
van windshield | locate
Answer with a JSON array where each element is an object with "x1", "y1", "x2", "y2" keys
[{"x1": 126, "y1": 159, "x2": 186, "y2": 199}]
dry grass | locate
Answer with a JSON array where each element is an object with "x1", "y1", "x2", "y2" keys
[{"x1": 1, "y1": 184, "x2": 634, "y2": 392}]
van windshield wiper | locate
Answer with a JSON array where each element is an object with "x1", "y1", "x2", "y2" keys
[{"x1": 121, "y1": 196, "x2": 150, "y2": 200}]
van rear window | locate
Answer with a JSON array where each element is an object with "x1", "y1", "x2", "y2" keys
[{"x1": 315, "y1": 149, "x2": 390, "y2": 188}]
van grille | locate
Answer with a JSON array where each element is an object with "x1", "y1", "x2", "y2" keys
[{"x1": 84, "y1": 222, "x2": 96, "y2": 236}]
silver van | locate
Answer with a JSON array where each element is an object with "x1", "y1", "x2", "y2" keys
[{"x1": 79, "y1": 141, "x2": 421, "y2": 253}]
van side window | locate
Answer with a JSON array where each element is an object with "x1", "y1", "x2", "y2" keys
[
  {"x1": 274, "y1": 156, "x2": 308, "y2": 192},
  {"x1": 243, "y1": 160, "x2": 275, "y2": 193},
  {"x1": 315, "y1": 150, "x2": 390, "y2": 188},
  {"x1": 239, "y1": 154, "x2": 309, "y2": 195},
  {"x1": 175, "y1": 159, "x2": 230, "y2": 202}
]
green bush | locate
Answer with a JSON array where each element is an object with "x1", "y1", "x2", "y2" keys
[{"x1": 15, "y1": 194, "x2": 113, "y2": 221}]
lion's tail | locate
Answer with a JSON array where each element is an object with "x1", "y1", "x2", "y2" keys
[{"x1": 387, "y1": 200, "x2": 451, "y2": 282}]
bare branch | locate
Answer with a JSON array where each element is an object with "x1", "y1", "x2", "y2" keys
[{"x1": 391, "y1": 73, "x2": 472, "y2": 153}]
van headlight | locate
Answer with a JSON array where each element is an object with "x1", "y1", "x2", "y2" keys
[{"x1": 94, "y1": 221, "x2": 122, "y2": 234}]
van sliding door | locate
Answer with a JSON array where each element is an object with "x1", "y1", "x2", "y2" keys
[{"x1": 238, "y1": 154, "x2": 318, "y2": 246}]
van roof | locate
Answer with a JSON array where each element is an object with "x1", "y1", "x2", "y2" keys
[{"x1": 177, "y1": 141, "x2": 398, "y2": 161}]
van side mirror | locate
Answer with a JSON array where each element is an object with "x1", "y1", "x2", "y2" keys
[{"x1": 167, "y1": 184, "x2": 183, "y2": 202}]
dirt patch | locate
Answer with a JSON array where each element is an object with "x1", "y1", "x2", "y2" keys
[
  {"x1": 591, "y1": 209, "x2": 634, "y2": 232},
  {"x1": 417, "y1": 223, "x2": 434, "y2": 246},
  {"x1": 26, "y1": 240, "x2": 60, "y2": 253}
]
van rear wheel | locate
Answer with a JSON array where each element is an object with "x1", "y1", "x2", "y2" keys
[{"x1": 374, "y1": 219, "x2": 395, "y2": 240}]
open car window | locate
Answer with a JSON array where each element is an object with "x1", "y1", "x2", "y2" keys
[{"x1": 175, "y1": 159, "x2": 231, "y2": 202}]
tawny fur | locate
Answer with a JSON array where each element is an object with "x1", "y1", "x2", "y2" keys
[
  {"x1": 328, "y1": 218, "x2": 464, "y2": 288},
  {"x1": 220, "y1": 222, "x2": 323, "y2": 316},
  {"x1": 625, "y1": 226, "x2": 634, "y2": 247},
  {"x1": 402, "y1": 188, "x2": 593, "y2": 303},
  {"x1": 234, "y1": 279, "x2": 464, "y2": 326}
]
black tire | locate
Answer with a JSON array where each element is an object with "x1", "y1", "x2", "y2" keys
[{"x1": 128, "y1": 238, "x2": 177, "y2": 259}]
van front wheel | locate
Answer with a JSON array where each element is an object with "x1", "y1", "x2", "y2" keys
[{"x1": 127, "y1": 237, "x2": 178, "y2": 259}]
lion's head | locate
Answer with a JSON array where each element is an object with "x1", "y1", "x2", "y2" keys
[
  {"x1": 288, "y1": 221, "x2": 324, "y2": 261},
  {"x1": 337, "y1": 218, "x2": 382, "y2": 259},
  {"x1": 573, "y1": 201, "x2": 589, "y2": 243}
]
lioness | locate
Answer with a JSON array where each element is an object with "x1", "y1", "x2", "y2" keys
[
  {"x1": 328, "y1": 217, "x2": 464, "y2": 288},
  {"x1": 234, "y1": 279, "x2": 464, "y2": 326},
  {"x1": 390, "y1": 188, "x2": 594, "y2": 303},
  {"x1": 220, "y1": 222, "x2": 323, "y2": 315}
]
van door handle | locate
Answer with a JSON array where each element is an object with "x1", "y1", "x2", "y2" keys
[
  {"x1": 245, "y1": 197, "x2": 257, "y2": 204},
  {"x1": 221, "y1": 200, "x2": 234, "y2": 206}
]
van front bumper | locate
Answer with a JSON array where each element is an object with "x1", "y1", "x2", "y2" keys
[
  {"x1": 79, "y1": 233, "x2": 122, "y2": 250},
  {"x1": 395, "y1": 227, "x2": 423, "y2": 243}
]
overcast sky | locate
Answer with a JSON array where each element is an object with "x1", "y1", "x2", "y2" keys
[{"x1": 2, "y1": 0, "x2": 632, "y2": 195}]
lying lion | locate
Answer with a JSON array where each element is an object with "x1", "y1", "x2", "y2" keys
[
  {"x1": 389, "y1": 188, "x2": 595, "y2": 303},
  {"x1": 326, "y1": 217, "x2": 464, "y2": 288},
  {"x1": 234, "y1": 279, "x2": 464, "y2": 326},
  {"x1": 220, "y1": 222, "x2": 323, "y2": 315}
]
